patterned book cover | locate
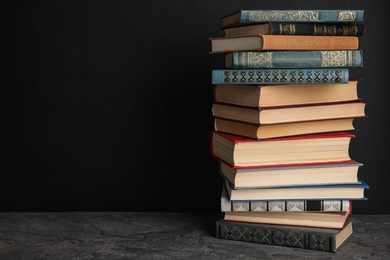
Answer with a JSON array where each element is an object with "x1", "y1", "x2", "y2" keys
[
  {"x1": 223, "y1": 23, "x2": 366, "y2": 37},
  {"x1": 220, "y1": 184, "x2": 351, "y2": 212},
  {"x1": 221, "y1": 10, "x2": 364, "y2": 27},
  {"x1": 215, "y1": 219, "x2": 353, "y2": 252},
  {"x1": 211, "y1": 68, "x2": 349, "y2": 85},
  {"x1": 226, "y1": 50, "x2": 363, "y2": 69}
]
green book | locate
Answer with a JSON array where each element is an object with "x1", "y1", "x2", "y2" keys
[
  {"x1": 212, "y1": 68, "x2": 349, "y2": 85},
  {"x1": 225, "y1": 50, "x2": 363, "y2": 69},
  {"x1": 222, "y1": 10, "x2": 364, "y2": 27}
]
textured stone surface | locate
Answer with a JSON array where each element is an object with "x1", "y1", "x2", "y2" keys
[{"x1": 0, "y1": 212, "x2": 389, "y2": 259}]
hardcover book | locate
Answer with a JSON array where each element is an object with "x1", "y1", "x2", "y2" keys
[
  {"x1": 218, "y1": 160, "x2": 363, "y2": 189},
  {"x1": 215, "y1": 219, "x2": 353, "y2": 252},
  {"x1": 225, "y1": 50, "x2": 363, "y2": 69},
  {"x1": 211, "y1": 68, "x2": 349, "y2": 85},
  {"x1": 221, "y1": 10, "x2": 365, "y2": 27},
  {"x1": 213, "y1": 80, "x2": 361, "y2": 107},
  {"x1": 210, "y1": 131, "x2": 356, "y2": 168},
  {"x1": 222, "y1": 203, "x2": 352, "y2": 229},
  {"x1": 210, "y1": 35, "x2": 359, "y2": 53},
  {"x1": 223, "y1": 22, "x2": 366, "y2": 37},
  {"x1": 223, "y1": 179, "x2": 369, "y2": 201},
  {"x1": 212, "y1": 99, "x2": 367, "y2": 124},
  {"x1": 214, "y1": 117, "x2": 358, "y2": 140},
  {"x1": 220, "y1": 184, "x2": 351, "y2": 212}
]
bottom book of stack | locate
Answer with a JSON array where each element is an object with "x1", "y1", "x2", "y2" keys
[{"x1": 215, "y1": 218, "x2": 353, "y2": 253}]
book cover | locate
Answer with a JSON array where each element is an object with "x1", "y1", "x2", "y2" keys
[
  {"x1": 220, "y1": 184, "x2": 352, "y2": 212},
  {"x1": 221, "y1": 10, "x2": 364, "y2": 27},
  {"x1": 213, "y1": 80, "x2": 361, "y2": 108},
  {"x1": 212, "y1": 99, "x2": 367, "y2": 125},
  {"x1": 223, "y1": 22, "x2": 366, "y2": 37},
  {"x1": 213, "y1": 117, "x2": 360, "y2": 140},
  {"x1": 210, "y1": 131, "x2": 357, "y2": 169},
  {"x1": 226, "y1": 50, "x2": 363, "y2": 69},
  {"x1": 210, "y1": 35, "x2": 359, "y2": 53},
  {"x1": 224, "y1": 179, "x2": 370, "y2": 201},
  {"x1": 215, "y1": 219, "x2": 354, "y2": 252},
  {"x1": 218, "y1": 160, "x2": 363, "y2": 189},
  {"x1": 211, "y1": 68, "x2": 349, "y2": 85}
]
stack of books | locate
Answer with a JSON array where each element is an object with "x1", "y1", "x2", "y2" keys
[{"x1": 209, "y1": 9, "x2": 369, "y2": 253}]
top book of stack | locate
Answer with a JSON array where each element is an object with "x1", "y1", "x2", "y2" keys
[{"x1": 221, "y1": 9, "x2": 364, "y2": 28}]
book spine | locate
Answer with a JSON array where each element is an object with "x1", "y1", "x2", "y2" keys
[
  {"x1": 241, "y1": 10, "x2": 364, "y2": 23},
  {"x1": 221, "y1": 183, "x2": 351, "y2": 212},
  {"x1": 211, "y1": 68, "x2": 349, "y2": 85},
  {"x1": 222, "y1": 199, "x2": 351, "y2": 212},
  {"x1": 215, "y1": 220, "x2": 336, "y2": 252},
  {"x1": 260, "y1": 35, "x2": 358, "y2": 50},
  {"x1": 229, "y1": 50, "x2": 363, "y2": 69},
  {"x1": 269, "y1": 23, "x2": 365, "y2": 36}
]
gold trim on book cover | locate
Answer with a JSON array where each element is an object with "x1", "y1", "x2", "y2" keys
[
  {"x1": 321, "y1": 51, "x2": 348, "y2": 67},
  {"x1": 248, "y1": 11, "x2": 319, "y2": 21},
  {"x1": 279, "y1": 24, "x2": 296, "y2": 35},
  {"x1": 338, "y1": 11, "x2": 357, "y2": 21},
  {"x1": 248, "y1": 52, "x2": 273, "y2": 68}
]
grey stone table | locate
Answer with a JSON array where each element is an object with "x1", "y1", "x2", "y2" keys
[{"x1": 0, "y1": 212, "x2": 389, "y2": 259}]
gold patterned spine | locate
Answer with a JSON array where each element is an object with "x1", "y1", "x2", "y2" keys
[
  {"x1": 321, "y1": 51, "x2": 347, "y2": 67},
  {"x1": 247, "y1": 52, "x2": 273, "y2": 68},
  {"x1": 248, "y1": 11, "x2": 319, "y2": 22},
  {"x1": 338, "y1": 11, "x2": 357, "y2": 21}
]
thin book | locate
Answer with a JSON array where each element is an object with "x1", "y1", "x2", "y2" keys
[{"x1": 221, "y1": 10, "x2": 364, "y2": 27}]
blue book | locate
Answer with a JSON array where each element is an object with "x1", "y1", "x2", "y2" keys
[
  {"x1": 224, "y1": 179, "x2": 369, "y2": 202},
  {"x1": 222, "y1": 10, "x2": 364, "y2": 28},
  {"x1": 226, "y1": 50, "x2": 363, "y2": 69},
  {"x1": 211, "y1": 68, "x2": 349, "y2": 85}
]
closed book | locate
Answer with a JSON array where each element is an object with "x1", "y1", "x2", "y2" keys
[
  {"x1": 210, "y1": 131, "x2": 356, "y2": 168},
  {"x1": 211, "y1": 68, "x2": 349, "y2": 85},
  {"x1": 213, "y1": 80, "x2": 361, "y2": 108},
  {"x1": 215, "y1": 219, "x2": 353, "y2": 252},
  {"x1": 220, "y1": 184, "x2": 351, "y2": 212},
  {"x1": 212, "y1": 99, "x2": 367, "y2": 124},
  {"x1": 210, "y1": 35, "x2": 359, "y2": 53},
  {"x1": 218, "y1": 160, "x2": 363, "y2": 189},
  {"x1": 224, "y1": 178, "x2": 369, "y2": 201},
  {"x1": 225, "y1": 50, "x2": 363, "y2": 69},
  {"x1": 223, "y1": 22, "x2": 366, "y2": 37},
  {"x1": 214, "y1": 117, "x2": 358, "y2": 140},
  {"x1": 222, "y1": 201, "x2": 352, "y2": 229},
  {"x1": 221, "y1": 9, "x2": 364, "y2": 27}
]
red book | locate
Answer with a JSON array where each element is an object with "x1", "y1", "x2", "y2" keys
[{"x1": 210, "y1": 131, "x2": 356, "y2": 169}]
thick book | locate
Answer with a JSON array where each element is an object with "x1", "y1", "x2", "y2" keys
[
  {"x1": 210, "y1": 131, "x2": 356, "y2": 168},
  {"x1": 211, "y1": 68, "x2": 349, "y2": 85},
  {"x1": 223, "y1": 22, "x2": 366, "y2": 37},
  {"x1": 220, "y1": 184, "x2": 351, "y2": 212},
  {"x1": 210, "y1": 35, "x2": 359, "y2": 53},
  {"x1": 225, "y1": 50, "x2": 363, "y2": 69},
  {"x1": 218, "y1": 160, "x2": 363, "y2": 189},
  {"x1": 213, "y1": 80, "x2": 361, "y2": 108},
  {"x1": 221, "y1": 9, "x2": 364, "y2": 27},
  {"x1": 214, "y1": 117, "x2": 358, "y2": 140},
  {"x1": 215, "y1": 219, "x2": 353, "y2": 252},
  {"x1": 223, "y1": 178, "x2": 369, "y2": 201},
  {"x1": 212, "y1": 99, "x2": 367, "y2": 125}
]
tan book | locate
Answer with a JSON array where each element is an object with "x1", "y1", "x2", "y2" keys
[
  {"x1": 214, "y1": 80, "x2": 360, "y2": 107},
  {"x1": 211, "y1": 131, "x2": 355, "y2": 168},
  {"x1": 212, "y1": 100, "x2": 367, "y2": 125},
  {"x1": 214, "y1": 117, "x2": 358, "y2": 140},
  {"x1": 210, "y1": 35, "x2": 359, "y2": 54}
]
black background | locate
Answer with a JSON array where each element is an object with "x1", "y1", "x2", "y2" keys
[{"x1": 1, "y1": 1, "x2": 389, "y2": 213}]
